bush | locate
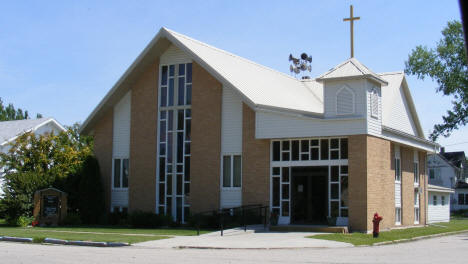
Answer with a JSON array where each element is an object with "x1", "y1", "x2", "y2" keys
[
  {"x1": 107, "y1": 211, "x2": 129, "y2": 226},
  {"x1": 7, "y1": 215, "x2": 34, "y2": 227},
  {"x1": 129, "y1": 211, "x2": 173, "y2": 228},
  {"x1": 62, "y1": 212, "x2": 82, "y2": 226}
]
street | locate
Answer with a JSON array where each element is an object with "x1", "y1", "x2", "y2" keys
[{"x1": 1, "y1": 233, "x2": 467, "y2": 264}]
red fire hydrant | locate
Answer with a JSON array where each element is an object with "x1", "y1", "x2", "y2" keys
[{"x1": 372, "y1": 213, "x2": 383, "y2": 238}]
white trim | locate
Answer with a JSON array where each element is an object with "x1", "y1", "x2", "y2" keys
[
  {"x1": 221, "y1": 153, "x2": 242, "y2": 189},
  {"x1": 111, "y1": 157, "x2": 129, "y2": 190},
  {"x1": 0, "y1": 118, "x2": 66, "y2": 147}
]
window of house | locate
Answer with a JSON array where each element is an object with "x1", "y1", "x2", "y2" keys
[
  {"x1": 459, "y1": 193, "x2": 465, "y2": 205},
  {"x1": 395, "y1": 207, "x2": 401, "y2": 225},
  {"x1": 433, "y1": 195, "x2": 437, "y2": 206},
  {"x1": 414, "y1": 207, "x2": 420, "y2": 224},
  {"x1": 113, "y1": 158, "x2": 129, "y2": 188},
  {"x1": 465, "y1": 194, "x2": 468, "y2": 205},
  {"x1": 336, "y1": 86, "x2": 355, "y2": 115},
  {"x1": 395, "y1": 158, "x2": 401, "y2": 182},
  {"x1": 441, "y1": 196, "x2": 445, "y2": 206},
  {"x1": 429, "y1": 168, "x2": 435, "y2": 179},
  {"x1": 414, "y1": 162, "x2": 419, "y2": 185},
  {"x1": 370, "y1": 88, "x2": 379, "y2": 118},
  {"x1": 222, "y1": 155, "x2": 242, "y2": 188}
]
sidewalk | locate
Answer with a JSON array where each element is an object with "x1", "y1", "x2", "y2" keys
[{"x1": 134, "y1": 225, "x2": 352, "y2": 249}]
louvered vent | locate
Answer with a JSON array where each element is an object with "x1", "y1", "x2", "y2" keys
[
  {"x1": 337, "y1": 87, "x2": 354, "y2": 115},
  {"x1": 371, "y1": 88, "x2": 379, "y2": 118}
]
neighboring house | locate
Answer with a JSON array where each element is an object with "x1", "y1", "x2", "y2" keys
[
  {"x1": 427, "y1": 184, "x2": 453, "y2": 223},
  {"x1": 453, "y1": 182, "x2": 468, "y2": 211},
  {"x1": 80, "y1": 28, "x2": 437, "y2": 232},
  {"x1": 0, "y1": 118, "x2": 66, "y2": 196}
]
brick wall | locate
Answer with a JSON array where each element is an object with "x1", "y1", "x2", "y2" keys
[
  {"x1": 190, "y1": 62, "x2": 222, "y2": 213},
  {"x1": 366, "y1": 135, "x2": 394, "y2": 230},
  {"x1": 93, "y1": 108, "x2": 113, "y2": 211},
  {"x1": 401, "y1": 146, "x2": 414, "y2": 225},
  {"x1": 242, "y1": 104, "x2": 270, "y2": 206},
  {"x1": 348, "y1": 134, "x2": 368, "y2": 231},
  {"x1": 128, "y1": 59, "x2": 159, "y2": 212}
]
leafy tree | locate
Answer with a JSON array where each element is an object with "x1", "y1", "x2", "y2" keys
[
  {"x1": 0, "y1": 124, "x2": 94, "y2": 222},
  {"x1": 405, "y1": 20, "x2": 468, "y2": 140}
]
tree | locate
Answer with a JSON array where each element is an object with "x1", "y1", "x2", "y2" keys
[
  {"x1": 405, "y1": 20, "x2": 468, "y2": 140},
  {"x1": 0, "y1": 124, "x2": 94, "y2": 222}
]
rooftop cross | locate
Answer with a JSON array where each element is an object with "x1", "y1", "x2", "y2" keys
[{"x1": 343, "y1": 5, "x2": 360, "y2": 58}]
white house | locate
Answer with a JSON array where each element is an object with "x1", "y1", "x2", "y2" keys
[
  {"x1": 427, "y1": 184, "x2": 454, "y2": 223},
  {"x1": 0, "y1": 118, "x2": 66, "y2": 196}
]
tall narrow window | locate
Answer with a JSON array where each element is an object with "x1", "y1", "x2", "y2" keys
[
  {"x1": 114, "y1": 159, "x2": 121, "y2": 188},
  {"x1": 414, "y1": 162, "x2": 419, "y2": 185},
  {"x1": 395, "y1": 208, "x2": 401, "y2": 225},
  {"x1": 395, "y1": 158, "x2": 401, "y2": 182},
  {"x1": 222, "y1": 154, "x2": 242, "y2": 188},
  {"x1": 113, "y1": 158, "x2": 129, "y2": 188}
]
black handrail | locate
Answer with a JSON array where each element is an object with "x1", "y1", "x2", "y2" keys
[{"x1": 193, "y1": 204, "x2": 269, "y2": 236}]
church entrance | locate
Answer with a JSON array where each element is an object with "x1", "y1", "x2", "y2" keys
[{"x1": 291, "y1": 166, "x2": 328, "y2": 224}]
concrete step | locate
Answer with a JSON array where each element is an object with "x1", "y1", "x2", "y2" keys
[{"x1": 269, "y1": 225, "x2": 348, "y2": 234}]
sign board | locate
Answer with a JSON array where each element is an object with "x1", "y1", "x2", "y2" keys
[{"x1": 43, "y1": 195, "x2": 59, "y2": 217}]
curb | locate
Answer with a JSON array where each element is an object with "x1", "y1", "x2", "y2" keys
[
  {"x1": 371, "y1": 230, "x2": 468, "y2": 246},
  {"x1": 1, "y1": 236, "x2": 33, "y2": 243},
  {"x1": 0, "y1": 236, "x2": 129, "y2": 247}
]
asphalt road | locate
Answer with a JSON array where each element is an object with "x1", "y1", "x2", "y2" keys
[{"x1": 1, "y1": 233, "x2": 468, "y2": 264}]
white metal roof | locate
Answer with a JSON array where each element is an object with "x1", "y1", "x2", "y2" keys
[
  {"x1": 379, "y1": 72, "x2": 424, "y2": 138},
  {"x1": 428, "y1": 184, "x2": 454, "y2": 193},
  {"x1": 316, "y1": 58, "x2": 388, "y2": 85},
  {"x1": 165, "y1": 28, "x2": 324, "y2": 114},
  {"x1": 0, "y1": 118, "x2": 66, "y2": 146}
]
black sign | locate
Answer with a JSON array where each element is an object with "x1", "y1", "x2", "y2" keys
[{"x1": 43, "y1": 195, "x2": 59, "y2": 217}]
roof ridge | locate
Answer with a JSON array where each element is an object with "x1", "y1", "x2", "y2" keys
[
  {"x1": 349, "y1": 58, "x2": 367, "y2": 75},
  {"x1": 378, "y1": 71, "x2": 404, "y2": 76},
  {"x1": 165, "y1": 28, "x2": 301, "y2": 82}
]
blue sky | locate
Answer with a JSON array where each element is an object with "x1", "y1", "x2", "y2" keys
[{"x1": 1, "y1": 0, "x2": 466, "y2": 152}]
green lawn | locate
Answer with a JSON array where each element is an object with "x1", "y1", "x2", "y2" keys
[
  {"x1": 309, "y1": 218, "x2": 468, "y2": 246},
  {"x1": 0, "y1": 223, "x2": 210, "y2": 244}
]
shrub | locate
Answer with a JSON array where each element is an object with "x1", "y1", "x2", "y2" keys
[
  {"x1": 7, "y1": 215, "x2": 34, "y2": 227},
  {"x1": 108, "y1": 211, "x2": 128, "y2": 226},
  {"x1": 62, "y1": 212, "x2": 82, "y2": 226},
  {"x1": 129, "y1": 211, "x2": 174, "y2": 228}
]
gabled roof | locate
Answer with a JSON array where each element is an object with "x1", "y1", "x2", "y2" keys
[
  {"x1": 80, "y1": 27, "x2": 324, "y2": 134},
  {"x1": 316, "y1": 58, "x2": 388, "y2": 85},
  {"x1": 379, "y1": 72, "x2": 425, "y2": 138},
  {"x1": 0, "y1": 118, "x2": 65, "y2": 146},
  {"x1": 442, "y1": 151, "x2": 466, "y2": 168}
]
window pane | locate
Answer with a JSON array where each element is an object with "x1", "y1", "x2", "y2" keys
[
  {"x1": 177, "y1": 174, "x2": 183, "y2": 195},
  {"x1": 331, "y1": 183, "x2": 339, "y2": 199},
  {"x1": 177, "y1": 132, "x2": 183, "y2": 163},
  {"x1": 159, "y1": 183, "x2": 165, "y2": 205},
  {"x1": 341, "y1": 166, "x2": 348, "y2": 174},
  {"x1": 273, "y1": 141, "x2": 280, "y2": 161},
  {"x1": 159, "y1": 120, "x2": 166, "y2": 141},
  {"x1": 272, "y1": 167, "x2": 280, "y2": 175},
  {"x1": 161, "y1": 66, "x2": 168, "y2": 85},
  {"x1": 185, "y1": 109, "x2": 191, "y2": 118},
  {"x1": 458, "y1": 194, "x2": 464, "y2": 205},
  {"x1": 177, "y1": 110, "x2": 184, "y2": 130},
  {"x1": 331, "y1": 150, "x2": 339, "y2": 160},
  {"x1": 185, "y1": 119, "x2": 191, "y2": 141},
  {"x1": 223, "y1": 156, "x2": 231, "y2": 187},
  {"x1": 341, "y1": 208, "x2": 348, "y2": 217},
  {"x1": 273, "y1": 177, "x2": 280, "y2": 207},
  {"x1": 160, "y1": 86, "x2": 167, "y2": 107},
  {"x1": 186, "y1": 63, "x2": 192, "y2": 83},
  {"x1": 122, "y1": 159, "x2": 129, "y2": 188},
  {"x1": 331, "y1": 201, "x2": 339, "y2": 217},
  {"x1": 320, "y1": 139, "x2": 329, "y2": 160},
  {"x1": 233, "y1": 155, "x2": 242, "y2": 187},
  {"x1": 184, "y1": 156, "x2": 190, "y2": 181},
  {"x1": 185, "y1": 142, "x2": 190, "y2": 155},
  {"x1": 167, "y1": 175, "x2": 172, "y2": 195},
  {"x1": 291, "y1": 140, "x2": 299, "y2": 161},
  {"x1": 168, "y1": 110, "x2": 173, "y2": 131},
  {"x1": 282, "y1": 184, "x2": 289, "y2": 199},
  {"x1": 186, "y1": 84, "x2": 192, "y2": 105},
  {"x1": 168, "y1": 78, "x2": 174, "y2": 106},
  {"x1": 114, "y1": 159, "x2": 121, "y2": 188},
  {"x1": 169, "y1": 65, "x2": 175, "y2": 76},
  {"x1": 282, "y1": 152, "x2": 290, "y2": 161},
  {"x1": 159, "y1": 157, "x2": 165, "y2": 182},
  {"x1": 340, "y1": 138, "x2": 348, "y2": 159},
  {"x1": 282, "y1": 141, "x2": 290, "y2": 151},
  {"x1": 282, "y1": 167, "x2": 289, "y2": 182},
  {"x1": 281, "y1": 201, "x2": 289, "y2": 216},
  {"x1": 311, "y1": 148, "x2": 319, "y2": 160},
  {"x1": 167, "y1": 133, "x2": 173, "y2": 164},
  {"x1": 166, "y1": 197, "x2": 172, "y2": 216},
  {"x1": 330, "y1": 138, "x2": 339, "y2": 149},
  {"x1": 340, "y1": 176, "x2": 348, "y2": 207},
  {"x1": 160, "y1": 110, "x2": 167, "y2": 120},
  {"x1": 301, "y1": 140, "x2": 309, "y2": 152},
  {"x1": 466, "y1": 194, "x2": 468, "y2": 205},
  {"x1": 178, "y1": 64, "x2": 185, "y2": 76},
  {"x1": 177, "y1": 198, "x2": 182, "y2": 222},
  {"x1": 178, "y1": 77, "x2": 185, "y2": 105},
  {"x1": 160, "y1": 143, "x2": 166, "y2": 156},
  {"x1": 184, "y1": 183, "x2": 190, "y2": 196},
  {"x1": 311, "y1": 139, "x2": 319, "y2": 146},
  {"x1": 331, "y1": 166, "x2": 339, "y2": 182}
]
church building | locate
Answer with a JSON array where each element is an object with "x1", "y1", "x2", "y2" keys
[{"x1": 80, "y1": 25, "x2": 437, "y2": 232}]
